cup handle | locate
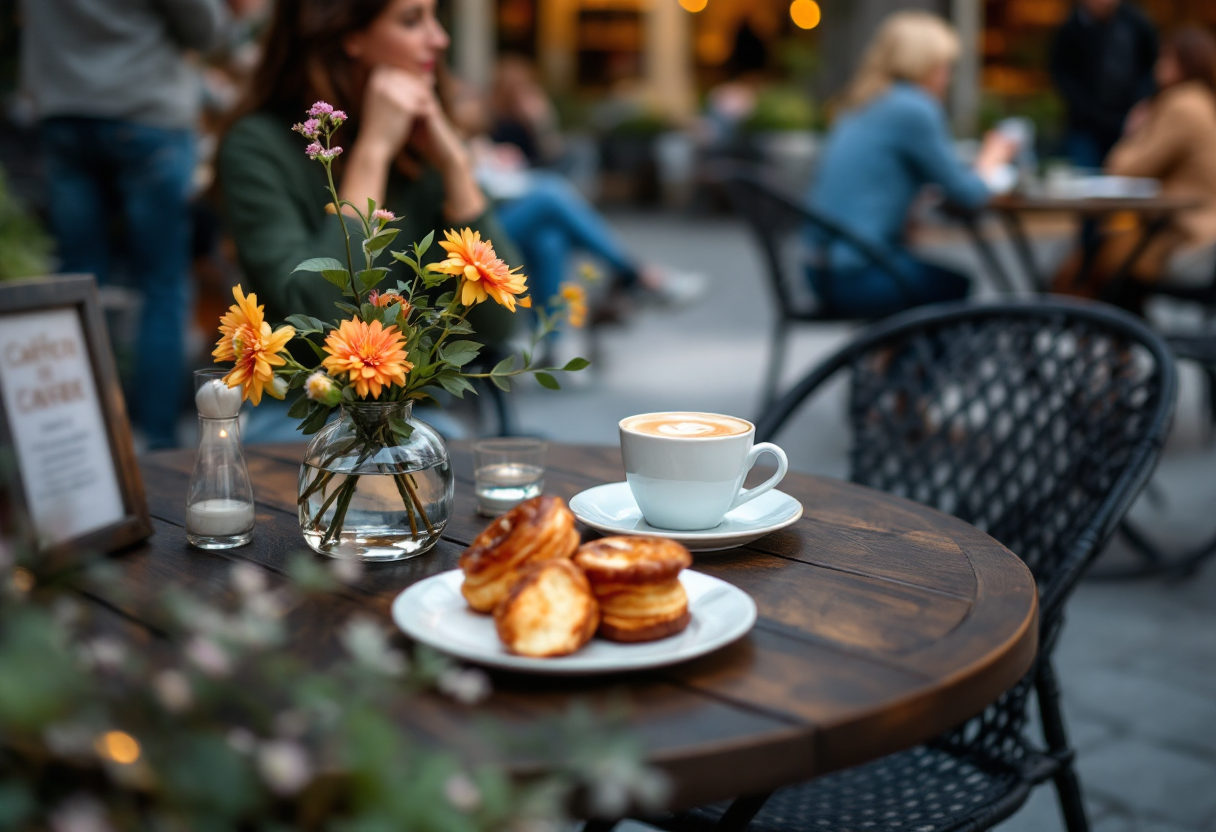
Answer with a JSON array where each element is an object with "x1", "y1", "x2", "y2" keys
[{"x1": 728, "y1": 442, "x2": 788, "y2": 513}]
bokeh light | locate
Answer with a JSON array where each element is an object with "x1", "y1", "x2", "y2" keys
[
  {"x1": 679, "y1": 0, "x2": 708, "y2": 12},
  {"x1": 97, "y1": 731, "x2": 141, "y2": 764},
  {"x1": 790, "y1": 0, "x2": 821, "y2": 29}
]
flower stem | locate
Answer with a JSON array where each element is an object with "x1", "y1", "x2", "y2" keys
[
  {"x1": 391, "y1": 472, "x2": 419, "y2": 538},
  {"x1": 402, "y1": 473, "x2": 435, "y2": 536},
  {"x1": 321, "y1": 477, "x2": 357, "y2": 547}
]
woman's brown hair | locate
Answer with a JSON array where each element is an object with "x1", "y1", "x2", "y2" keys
[
  {"x1": 233, "y1": 0, "x2": 394, "y2": 122},
  {"x1": 1166, "y1": 27, "x2": 1216, "y2": 96}
]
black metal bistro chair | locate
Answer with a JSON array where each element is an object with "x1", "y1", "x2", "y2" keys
[
  {"x1": 710, "y1": 163, "x2": 920, "y2": 411},
  {"x1": 630, "y1": 298, "x2": 1178, "y2": 832}
]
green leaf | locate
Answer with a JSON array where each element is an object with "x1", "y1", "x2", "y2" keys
[
  {"x1": 391, "y1": 251, "x2": 420, "y2": 272},
  {"x1": 335, "y1": 301, "x2": 360, "y2": 316},
  {"x1": 360, "y1": 302, "x2": 381, "y2": 323},
  {"x1": 492, "y1": 354, "x2": 517, "y2": 376},
  {"x1": 436, "y1": 373, "x2": 475, "y2": 398},
  {"x1": 417, "y1": 229, "x2": 435, "y2": 258},
  {"x1": 288, "y1": 370, "x2": 309, "y2": 390},
  {"x1": 490, "y1": 374, "x2": 511, "y2": 392},
  {"x1": 287, "y1": 395, "x2": 312, "y2": 419},
  {"x1": 535, "y1": 372, "x2": 560, "y2": 390},
  {"x1": 300, "y1": 404, "x2": 330, "y2": 434},
  {"x1": 562, "y1": 357, "x2": 591, "y2": 372},
  {"x1": 322, "y1": 269, "x2": 350, "y2": 291},
  {"x1": 302, "y1": 337, "x2": 328, "y2": 362},
  {"x1": 388, "y1": 416, "x2": 414, "y2": 439},
  {"x1": 441, "y1": 340, "x2": 481, "y2": 367},
  {"x1": 436, "y1": 291, "x2": 455, "y2": 307},
  {"x1": 358, "y1": 267, "x2": 390, "y2": 291},
  {"x1": 367, "y1": 197, "x2": 376, "y2": 218},
  {"x1": 294, "y1": 257, "x2": 346, "y2": 273},
  {"x1": 364, "y1": 228, "x2": 399, "y2": 255},
  {"x1": 447, "y1": 319, "x2": 474, "y2": 335}
]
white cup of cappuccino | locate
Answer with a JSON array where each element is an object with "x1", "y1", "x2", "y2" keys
[{"x1": 619, "y1": 411, "x2": 789, "y2": 531}]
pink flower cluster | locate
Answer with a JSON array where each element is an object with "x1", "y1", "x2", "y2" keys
[
  {"x1": 292, "y1": 102, "x2": 348, "y2": 159},
  {"x1": 372, "y1": 209, "x2": 396, "y2": 224},
  {"x1": 305, "y1": 142, "x2": 343, "y2": 162}
]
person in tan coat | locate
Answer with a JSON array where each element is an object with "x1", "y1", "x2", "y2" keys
[{"x1": 1055, "y1": 27, "x2": 1216, "y2": 309}]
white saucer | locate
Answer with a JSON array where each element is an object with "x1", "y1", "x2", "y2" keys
[
  {"x1": 391, "y1": 569, "x2": 756, "y2": 675},
  {"x1": 568, "y1": 482, "x2": 803, "y2": 552}
]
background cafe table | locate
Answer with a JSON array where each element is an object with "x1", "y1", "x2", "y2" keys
[
  {"x1": 955, "y1": 192, "x2": 1203, "y2": 294},
  {"x1": 113, "y1": 441, "x2": 1038, "y2": 812}
]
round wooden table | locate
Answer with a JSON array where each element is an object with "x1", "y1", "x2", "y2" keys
[{"x1": 119, "y1": 441, "x2": 1038, "y2": 811}]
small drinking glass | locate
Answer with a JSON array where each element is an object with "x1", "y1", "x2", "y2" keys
[
  {"x1": 186, "y1": 370, "x2": 255, "y2": 549},
  {"x1": 474, "y1": 438, "x2": 546, "y2": 516}
]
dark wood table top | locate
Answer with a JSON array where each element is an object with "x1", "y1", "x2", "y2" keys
[
  {"x1": 108, "y1": 441, "x2": 1038, "y2": 810},
  {"x1": 989, "y1": 192, "x2": 1203, "y2": 215}
]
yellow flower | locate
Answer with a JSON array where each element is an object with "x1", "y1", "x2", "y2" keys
[
  {"x1": 321, "y1": 318, "x2": 413, "y2": 399},
  {"x1": 213, "y1": 286, "x2": 295, "y2": 406},
  {"x1": 435, "y1": 228, "x2": 529, "y2": 311},
  {"x1": 560, "y1": 283, "x2": 587, "y2": 329}
]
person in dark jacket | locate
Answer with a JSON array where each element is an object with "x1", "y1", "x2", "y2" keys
[{"x1": 1049, "y1": 0, "x2": 1158, "y2": 168}]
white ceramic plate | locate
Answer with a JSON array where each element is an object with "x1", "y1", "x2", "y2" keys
[
  {"x1": 391, "y1": 569, "x2": 756, "y2": 675},
  {"x1": 568, "y1": 482, "x2": 803, "y2": 552}
]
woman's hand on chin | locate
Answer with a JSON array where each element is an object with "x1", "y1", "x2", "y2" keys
[{"x1": 354, "y1": 65, "x2": 434, "y2": 163}]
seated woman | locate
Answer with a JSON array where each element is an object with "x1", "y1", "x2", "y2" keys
[
  {"x1": 217, "y1": 0, "x2": 514, "y2": 343},
  {"x1": 1055, "y1": 28, "x2": 1216, "y2": 308},
  {"x1": 805, "y1": 12, "x2": 1016, "y2": 318}
]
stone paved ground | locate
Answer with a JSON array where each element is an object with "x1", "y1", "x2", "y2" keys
[{"x1": 519, "y1": 213, "x2": 1216, "y2": 832}]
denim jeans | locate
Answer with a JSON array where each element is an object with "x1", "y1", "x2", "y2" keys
[
  {"x1": 496, "y1": 171, "x2": 639, "y2": 300},
  {"x1": 809, "y1": 251, "x2": 970, "y2": 318},
  {"x1": 41, "y1": 117, "x2": 194, "y2": 449}
]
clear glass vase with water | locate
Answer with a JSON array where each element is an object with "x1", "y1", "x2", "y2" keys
[
  {"x1": 187, "y1": 370, "x2": 255, "y2": 549},
  {"x1": 298, "y1": 401, "x2": 453, "y2": 561}
]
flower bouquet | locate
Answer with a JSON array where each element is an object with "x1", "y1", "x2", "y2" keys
[{"x1": 212, "y1": 103, "x2": 587, "y2": 561}]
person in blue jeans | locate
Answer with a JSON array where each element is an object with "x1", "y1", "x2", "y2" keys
[
  {"x1": 805, "y1": 12, "x2": 1017, "y2": 318},
  {"x1": 19, "y1": 0, "x2": 228, "y2": 449},
  {"x1": 495, "y1": 171, "x2": 643, "y2": 302}
]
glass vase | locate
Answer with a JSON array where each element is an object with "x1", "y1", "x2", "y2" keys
[
  {"x1": 298, "y1": 401, "x2": 453, "y2": 561},
  {"x1": 187, "y1": 370, "x2": 255, "y2": 549}
]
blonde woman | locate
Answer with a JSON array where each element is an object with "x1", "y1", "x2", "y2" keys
[{"x1": 805, "y1": 11, "x2": 1016, "y2": 316}]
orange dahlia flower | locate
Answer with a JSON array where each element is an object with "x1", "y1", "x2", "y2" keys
[
  {"x1": 321, "y1": 318, "x2": 413, "y2": 399},
  {"x1": 435, "y1": 228, "x2": 531, "y2": 311},
  {"x1": 213, "y1": 286, "x2": 295, "y2": 405}
]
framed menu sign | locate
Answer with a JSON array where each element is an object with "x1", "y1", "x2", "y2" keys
[{"x1": 0, "y1": 275, "x2": 151, "y2": 559}]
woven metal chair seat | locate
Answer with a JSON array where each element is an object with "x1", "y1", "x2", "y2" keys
[{"x1": 665, "y1": 745, "x2": 1028, "y2": 832}]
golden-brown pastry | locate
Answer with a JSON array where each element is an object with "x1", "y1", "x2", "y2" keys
[
  {"x1": 460, "y1": 495, "x2": 580, "y2": 613},
  {"x1": 573, "y1": 536, "x2": 692, "y2": 643},
  {"x1": 494, "y1": 560, "x2": 600, "y2": 657}
]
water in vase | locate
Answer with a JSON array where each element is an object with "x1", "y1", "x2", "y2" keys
[{"x1": 299, "y1": 460, "x2": 451, "y2": 561}]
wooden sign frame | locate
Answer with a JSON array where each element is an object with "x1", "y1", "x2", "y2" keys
[{"x1": 0, "y1": 275, "x2": 152, "y2": 560}]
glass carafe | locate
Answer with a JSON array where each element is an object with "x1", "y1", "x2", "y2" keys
[
  {"x1": 297, "y1": 401, "x2": 452, "y2": 562},
  {"x1": 186, "y1": 370, "x2": 254, "y2": 549}
]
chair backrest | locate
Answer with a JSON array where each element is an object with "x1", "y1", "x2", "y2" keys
[
  {"x1": 756, "y1": 299, "x2": 1177, "y2": 764},
  {"x1": 711, "y1": 163, "x2": 913, "y2": 317}
]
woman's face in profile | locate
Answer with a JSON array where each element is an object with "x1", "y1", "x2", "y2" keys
[{"x1": 344, "y1": 0, "x2": 450, "y2": 81}]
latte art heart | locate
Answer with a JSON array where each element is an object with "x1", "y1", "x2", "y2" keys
[{"x1": 658, "y1": 422, "x2": 716, "y2": 436}]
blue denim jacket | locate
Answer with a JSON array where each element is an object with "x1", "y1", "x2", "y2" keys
[{"x1": 805, "y1": 82, "x2": 989, "y2": 271}]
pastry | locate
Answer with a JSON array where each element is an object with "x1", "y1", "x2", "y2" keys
[
  {"x1": 573, "y1": 536, "x2": 692, "y2": 643},
  {"x1": 460, "y1": 495, "x2": 580, "y2": 613},
  {"x1": 493, "y1": 560, "x2": 600, "y2": 657}
]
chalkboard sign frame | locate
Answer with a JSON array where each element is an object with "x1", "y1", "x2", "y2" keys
[{"x1": 0, "y1": 275, "x2": 152, "y2": 563}]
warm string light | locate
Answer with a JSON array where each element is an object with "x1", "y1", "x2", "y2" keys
[
  {"x1": 219, "y1": 429, "x2": 229, "y2": 438},
  {"x1": 97, "y1": 731, "x2": 141, "y2": 764},
  {"x1": 790, "y1": 0, "x2": 821, "y2": 29},
  {"x1": 679, "y1": 0, "x2": 708, "y2": 12}
]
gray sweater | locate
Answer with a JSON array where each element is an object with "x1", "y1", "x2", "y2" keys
[{"x1": 19, "y1": 0, "x2": 229, "y2": 130}]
